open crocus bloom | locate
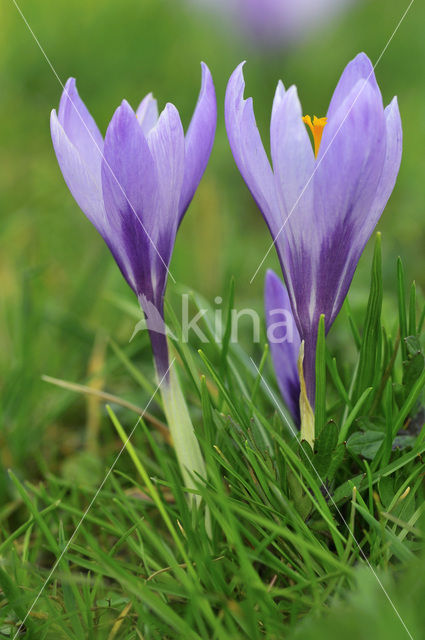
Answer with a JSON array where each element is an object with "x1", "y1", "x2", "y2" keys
[
  {"x1": 51, "y1": 63, "x2": 216, "y2": 379},
  {"x1": 226, "y1": 53, "x2": 402, "y2": 415}
]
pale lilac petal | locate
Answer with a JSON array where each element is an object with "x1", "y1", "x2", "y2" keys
[
  {"x1": 50, "y1": 109, "x2": 106, "y2": 235},
  {"x1": 270, "y1": 79, "x2": 286, "y2": 121},
  {"x1": 178, "y1": 62, "x2": 217, "y2": 222},
  {"x1": 58, "y1": 78, "x2": 104, "y2": 170},
  {"x1": 366, "y1": 97, "x2": 402, "y2": 240},
  {"x1": 147, "y1": 102, "x2": 185, "y2": 269},
  {"x1": 270, "y1": 84, "x2": 316, "y2": 307},
  {"x1": 136, "y1": 93, "x2": 159, "y2": 136},
  {"x1": 326, "y1": 52, "x2": 379, "y2": 121},
  {"x1": 225, "y1": 63, "x2": 281, "y2": 236},
  {"x1": 265, "y1": 270, "x2": 300, "y2": 425},
  {"x1": 271, "y1": 85, "x2": 315, "y2": 213}
]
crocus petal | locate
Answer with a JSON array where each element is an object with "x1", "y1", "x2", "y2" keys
[
  {"x1": 326, "y1": 52, "x2": 379, "y2": 121},
  {"x1": 270, "y1": 84, "x2": 317, "y2": 308},
  {"x1": 225, "y1": 62, "x2": 281, "y2": 236},
  {"x1": 271, "y1": 85, "x2": 315, "y2": 215},
  {"x1": 58, "y1": 78, "x2": 104, "y2": 170},
  {"x1": 50, "y1": 109, "x2": 107, "y2": 235},
  {"x1": 148, "y1": 103, "x2": 185, "y2": 228},
  {"x1": 317, "y1": 80, "x2": 386, "y2": 231},
  {"x1": 313, "y1": 80, "x2": 386, "y2": 325},
  {"x1": 178, "y1": 62, "x2": 217, "y2": 222},
  {"x1": 136, "y1": 93, "x2": 159, "y2": 135},
  {"x1": 147, "y1": 102, "x2": 185, "y2": 280},
  {"x1": 271, "y1": 84, "x2": 316, "y2": 205},
  {"x1": 265, "y1": 270, "x2": 300, "y2": 425},
  {"x1": 101, "y1": 99, "x2": 157, "y2": 295},
  {"x1": 365, "y1": 97, "x2": 402, "y2": 243}
]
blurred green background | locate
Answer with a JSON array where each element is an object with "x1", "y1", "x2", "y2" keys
[{"x1": 0, "y1": 0, "x2": 424, "y2": 488}]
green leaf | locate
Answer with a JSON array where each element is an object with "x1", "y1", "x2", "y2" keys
[
  {"x1": 286, "y1": 469, "x2": 312, "y2": 520},
  {"x1": 338, "y1": 387, "x2": 373, "y2": 444},
  {"x1": 327, "y1": 444, "x2": 346, "y2": 481},
  {"x1": 315, "y1": 421, "x2": 338, "y2": 477},
  {"x1": 0, "y1": 566, "x2": 31, "y2": 632},
  {"x1": 334, "y1": 440, "x2": 425, "y2": 504},
  {"x1": 408, "y1": 281, "x2": 417, "y2": 337},
  {"x1": 220, "y1": 277, "x2": 235, "y2": 375},
  {"x1": 347, "y1": 430, "x2": 385, "y2": 460},
  {"x1": 352, "y1": 233, "x2": 383, "y2": 405},
  {"x1": 397, "y1": 257, "x2": 408, "y2": 362},
  {"x1": 344, "y1": 298, "x2": 361, "y2": 350},
  {"x1": 378, "y1": 476, "x2": 394, "y2": 508},
  {"x1": 392, "y1": 367, "x2": 425, "y2": 438},
  {"x1": 402, "y1": 348, "x2": 424, "y2": 400}
]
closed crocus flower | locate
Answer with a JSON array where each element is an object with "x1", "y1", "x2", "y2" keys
[
  {"x1": 51, "y1": 64, "x2": 216, "y2": 492},
  {"x1": 226, "y1": 53, "x2": 402, "y2": 439},
  {"x1": 265, "y1": 269, "x2": 300, "y2": 426}
]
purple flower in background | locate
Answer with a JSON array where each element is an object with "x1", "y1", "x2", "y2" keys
[
  {"x1": 186, "y1": 0, "x2": 356, "y2": 50},
  {"x1": 226, "y1": 53, "x2": 402, "y2": 419},
  {"x1": 265, "y1": 270, "x2": 300, "y2": 425},
  {"x1": 51, "y1": 63, "x2": 216, "y2": 379}
]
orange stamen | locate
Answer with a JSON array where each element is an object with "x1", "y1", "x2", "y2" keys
[{"x1": 302, "y1": 115, "x2": 327, "y2": 158}]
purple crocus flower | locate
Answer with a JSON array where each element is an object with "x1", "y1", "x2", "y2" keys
[
  {"x1": 51, "y1": 63, "x2": 216, "y2": 380},
  {"x1": 226, "y1": 53, "x2": 402, "y2": 416},
  {"x1": 265, "y1": 269, "x2": 300, "y2": 425},
  {"x1": 186, "y1": 0, "x2": 356, "y2": 50}
]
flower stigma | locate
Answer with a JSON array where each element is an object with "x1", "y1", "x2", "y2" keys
[{"x1": 302, "y1": 115, "x2": 327, "y2": 158}]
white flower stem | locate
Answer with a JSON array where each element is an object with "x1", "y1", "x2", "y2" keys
[
  {"x1": 298, "y1": 341, "x2": 315, "y2": 448},
  {"x1": 160, "y1": 365, "x2": 206, "y2": 502}
]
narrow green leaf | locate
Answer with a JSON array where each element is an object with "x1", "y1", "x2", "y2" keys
[
  {"x1": 200, "y1": 374, "x2": 215, "y2": 449},
  {"x1": 397, "y1": 256, "x2": 408, "y2": 362},
  {"x1": 326, "y1": 352, "x2": 350, "y2": 405},
  {"x1": 392, "y1": 367, "x2": 425, "y2": 437},
  {"x1": 352, "y1": 233, "x2": 383, "y2": 403},
  {"x1": 408, "y1": 281, "x2": 417, "y2": 337},
  {"x1": 8, "y1": 470, "x2": 59, "y2": 554},
  {"x1": 344, "y1": 298, "x2": 361, "y2": 350},
  {"x1": 353, "y1": 502, "x2": 414, "y2": 563},
  {"x1": 382, "y1": 379, "x2": 394, "y2": 468},
  {"x1": 0, "y1": 566, "x2": 32, "y2": 633},
  {"x1": 334, "y1": 440, "x2": 425, "y2": 504},
  {"x1": 418, "y1": 301, "x2": 425, "y2": 333},
  {"x1": 338, "y1": 387, "x2": 373, "y2": 444},
  {"x1": 198, "y1": 349, "x2": 246, "y2": 426},
  {"x1": 250, "y1": 343, "x2": 269, "y2": 403},
  {"x1": 220, "y1": 277, "x2": 235, "y2": 374}
]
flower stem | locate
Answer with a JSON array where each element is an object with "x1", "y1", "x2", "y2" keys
[
  {"x1": 160, "y1": 365, "x2": 206, "y2": 502},
  {"x1": 298, "y1": 341, "x2": 315, "y2": 447}
]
